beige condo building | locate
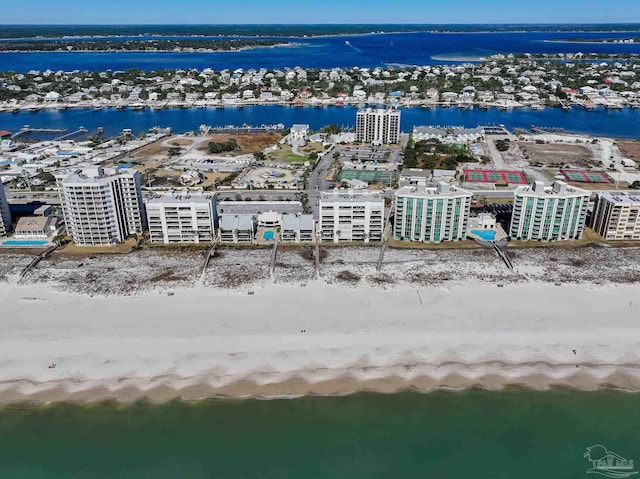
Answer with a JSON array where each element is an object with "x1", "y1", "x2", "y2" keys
[{"x1": 591, "y1": 191, "x2": 640, "y2": 240}]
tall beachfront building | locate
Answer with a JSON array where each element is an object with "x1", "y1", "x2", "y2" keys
[
  {"x1": 319, "y1": 190, "x2": 384, "y2": 243},
  {"x1": 55, "y1": 167, "x2": 145, "y2": 246},
  {"x1": 510, "y1": 181, "x2": 589, "y2": 241},
  {"x1": 146, "y1": 190, "x2": 216, "y2": 244},
  {"x1": 355, "y1": 108, "x2": 401, "y2": 145},
  {"x1": 591, "y1": 191, "x2": 640, "y2": 240},
  {"x1": 394, "y1": 182, "x2": 472, "y2": 243},
  {"x1": 0, "y1": 181, "x2": 12, "y2": 236}
]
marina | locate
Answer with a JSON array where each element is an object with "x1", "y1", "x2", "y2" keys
[{"x1": 2, "y1": 103, "x2": 639, "y2": 139}]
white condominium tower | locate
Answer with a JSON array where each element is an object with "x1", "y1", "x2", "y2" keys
[
  {"x1": 146, "y1": 190, "x2": 216, "y2": 244},
  {"x1": 355, "y1": 108, "x2": 401, "y2": 145},
  {"x1": 0, "y1": 181, "x2": 12, "y2": 236},
  {"x1": 56, "y1": 167, "x2": 145, "y2": 246},
  {"x1": 394, "y1": 182, "x2": 472, "y2": 243},
  {"x1": 319, "y1": 190, "x2": 384, "y2": 243},
  {"x1": 510, "y1": 181, "x2": 589, "y2": 241},
  {"x1": 591, "y1": 191, "x2": 640, "y2": 240}
]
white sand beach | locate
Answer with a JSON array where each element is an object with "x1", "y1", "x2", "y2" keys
[{"x1": 0, "y1": 246, "x2": 639, "y2": 403}]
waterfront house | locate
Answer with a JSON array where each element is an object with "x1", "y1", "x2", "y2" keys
[{"x1": 13, "y1": 215, "x2": 59, "y2": 240}]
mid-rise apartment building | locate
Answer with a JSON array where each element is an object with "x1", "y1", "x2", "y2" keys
[
  {"x1": 510, "y1": 181, "x2": 589, "y2": 241},
  {"x1": 55, "y1": 167, "x2": 145, "y2": 246},
  {"x1": 280, "y1": 214, "x2": 315, "y2": 242},
  {"x1": 393, "y1": 182, "x2": 473, "y2": 243},
  {"x1": 319, "y1": 190, "x2": 384, "y2": 243},
  {"x1": 355, "y1": 108, "x2": 401, "y2": 145},
  {"x1": 218, "y1": 214, "x2": 255, "y2": 243},
  {"x1": 0, "y1": 181, "x2": 12, "y2": 236},
  {"x1": 591, "y1": 191, "x2": 640, "y2": 240},
  {"x1": 146, "y1": 190, "x2": 216, "y2": 244}
]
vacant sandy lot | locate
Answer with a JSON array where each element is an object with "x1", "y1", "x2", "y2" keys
[
  {"x1": 617, "y1": 140, "x2": 640, "y2": 161},
  {"x1": 196, "y1": 132, "x2": 282, "y2": 155},
  {"x1": 519, "y1": 142, "x2": 595, "y2": 167}
]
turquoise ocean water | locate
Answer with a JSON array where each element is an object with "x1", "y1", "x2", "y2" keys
[{"x1": 1, "y1": 390, "x2": 639, "y2": 478}]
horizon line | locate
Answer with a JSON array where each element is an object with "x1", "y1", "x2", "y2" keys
[{"x1": 1, "y1": 22, "x2": 640, "y2": 26}]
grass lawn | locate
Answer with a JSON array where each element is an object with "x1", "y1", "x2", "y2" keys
[
  {"x1": 267, "y1": 145, "x2": 307, "y2": 163},
  {"x1": 505, "y1": 227, "x2": 630, "y2": 248},
  {"x1": 57, "y1": 237, "x2": 139, "y2": 255},
  {"x1": 387, "y1": 238, "x2": 481, "y2": 249}
]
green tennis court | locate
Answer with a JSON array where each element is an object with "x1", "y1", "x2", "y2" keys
[{"x1": 339, "y1": 169, "x2": 396, "y2": 184}]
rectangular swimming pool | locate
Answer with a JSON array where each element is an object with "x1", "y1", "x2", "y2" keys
[
  {"x1": 2, "y1": 239, "x2": 50, "y2": 247},
  {"x1": 262, "y1": 231, "x2": 275, "y2": 240}
]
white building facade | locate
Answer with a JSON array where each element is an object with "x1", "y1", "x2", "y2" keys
[
  {"x1": 356, "y1": 108, "x2": 401, "y2": 145},
  {"x1": 0, "y1": 181, "x2": 12, "y2": 236},
  {"x1": 56, "y1": 167, "x2": 145, "y2": 246},
  {"x1": 510, "y1": 181, "x2": 589, "y2": 241},
  {"x1": 394, "y1": 183, "x2": 473, "y2": 243},
  {"x1": 591, "y1": 191, "x2": 640, "y2": 240},
  {"x1": 319, "y1": 190, "x2": 384, "y2": 243},
  {"x1": 146, "y1": 190, "x2": 216, "y2": 244}
]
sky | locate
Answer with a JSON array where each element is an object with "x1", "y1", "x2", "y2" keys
[{"x1": 1, "y1": 0, "x2": 639, "y2": 25}]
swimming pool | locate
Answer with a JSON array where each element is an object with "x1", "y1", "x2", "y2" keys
[
  {"x1": 262, "y1": 231, "x2": 275, "y2": 240},
  {"x1": 2, "y1": 239, "x2": 50, "y2": 247},
  {"x1": 470, "y1": 229, "x2": 496, "y2": 241}
]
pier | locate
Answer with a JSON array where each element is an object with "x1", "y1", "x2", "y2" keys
[{"x1": 12, "y1": 127, "x2": 67, "y2": 139}]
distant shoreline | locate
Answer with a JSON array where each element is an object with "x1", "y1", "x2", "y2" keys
[
  {"x1": 0, "y1": 42, "x2": 297, "y2": 54},
  {"x1": 2, "y1": 27, "x2": 640, "y2": 41},
  {"x1": 544, "y1": 39, "x2": 639, "y2": 45}
]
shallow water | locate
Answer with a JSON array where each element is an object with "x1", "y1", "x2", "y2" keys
[{"x1": 1, "y1": 390, "x2": 639, "y2": 478}]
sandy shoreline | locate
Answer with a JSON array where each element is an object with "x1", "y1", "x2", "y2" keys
[{"x1": 0, "y1": 246, "x2": 639, "y2": 404}]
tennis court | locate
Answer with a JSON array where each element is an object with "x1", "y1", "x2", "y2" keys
[
  {"x1": 560, "y1": 169, "x2": 611, "y2": 184},
  {"x1": 339, "y1": 169, "x2": 396, "y2": 184},
  {"x1": 464, "y1": 169, "x2": 528, "y2": 185}
]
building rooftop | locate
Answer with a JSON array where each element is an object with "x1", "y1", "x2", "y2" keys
[
  {"x1": 396, "y1": 182, "x2": 472, "y2": 197},
  {"x1": 598, "y1": 191, "x2": 640, "y2": 204},
  {"x1": 217, "y1": 201, "x2": 303, "y2": 216},
  {"x1": 515, "y1": 180, "x2": 589, "y2": 197},
  {"x1": 146, "y1": 190, "x2": 214, "y2": 205},
  {"x1": 433, "y1": 169, "x2": 457, "y2": 177},
  {"x1": 281, "y1": 214, "x2": 315, "y2": 231},
  {"x1": 320, "y1": 189, "x2": 383, "y2": 203},
  {"x1": 14, "y1": 215, "x2": 56, "y2": 232},
  {"x1": 219, "y1": 214, "x2": 255, "y2": 231},
  {"x1": 57, "y1": 166, "x2": 138, "y2": 185},
  {"x1": 400, "y1": 168, "x2": 430, "y2": 178}
]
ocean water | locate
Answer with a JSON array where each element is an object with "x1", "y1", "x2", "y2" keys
[
  {"x1": 1, "y1": 390, "x2": 639, "y2": 478},
  {"x1": 2, "y1": 31, "x2": 640, "y2": 72},
  {"x1": 3, "y1": 104, "x2": 640, "y2": 138}
]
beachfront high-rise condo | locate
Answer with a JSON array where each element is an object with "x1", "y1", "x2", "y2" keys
[
  {"x1": 319, "y1": 190, "x2": 384, "y2": 243},
  {"x1": 393, "y1": 182, "x2": 472, "y2": 243},
  {"x1": 591, "y1": 191, "x2": 640, "y2": 240},
  {"x1": 55, "y1": 167, "x2": 145, "y2": 246},
  {"x1": 355, "y1": 108, "x2": 401, "y2": 145},
  {"x1": 510, "y1": 181, "x2": 589, "y2": 241},
  {"x1": 0, "y1": 181, "x2": 12, "y2": 236},
  {"x1": 145, "y1": 190, "x2": 216, "y2": 244}
]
